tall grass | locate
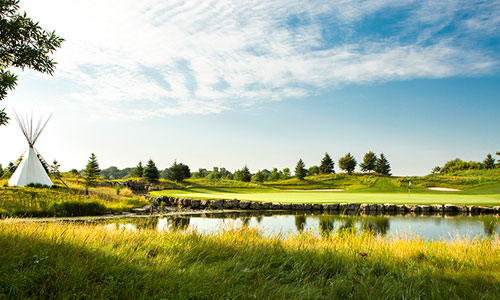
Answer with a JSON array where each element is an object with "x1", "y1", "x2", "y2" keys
[
  {"x1": 0, "y1": 186, "x2": 147, "y2": 217},
  {"x1": 0, "y1": 220, "x2": 499, "y2": 299}
]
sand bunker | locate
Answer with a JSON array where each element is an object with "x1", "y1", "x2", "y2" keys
[
  {"x1": 282, "y1": 189, "x2": 344, "y2": 192},
  {"x1": 427, "y1": 187, "x2": 461, "y2": 192}
]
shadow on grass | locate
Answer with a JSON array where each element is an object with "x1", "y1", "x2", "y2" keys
[{"x1": 1, "y1": 227, "x2": 499, "y2": 299}]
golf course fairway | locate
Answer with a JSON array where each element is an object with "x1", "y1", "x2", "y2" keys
[{"x1": 152, "y1": 188, "x2": 500, "y2": 206}]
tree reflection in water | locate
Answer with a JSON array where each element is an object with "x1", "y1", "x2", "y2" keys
[
  {"x1": 168, "y1": 217, "x2": 190, "y2": 230},
  {"x1": 338, "y1": 218, "x2": 355, "y2": 233},
  {"x1": 240, "y1": 216, "x2": 251, "y2": 227},
  {"x1": 361, "y1": 217, "x2": 390, "y2": 236},
  {"x1": 295, "y1": 215, "x2": 306, "y2": 233},
  {"x1": 481, "y1": 217, "x2": 498, "y2": 237},
  {"x1": 318, "y1": 216, "x2": 334, "y2": 237}
]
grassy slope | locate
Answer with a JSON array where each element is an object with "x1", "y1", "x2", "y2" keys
[
  {"x1": 152, "y1": 171, "x2": 500, "y2": 206},
  {"x1": 1, "y1": 220, "x2": 499, "y2": 299},
  {"x1": 0, "y1": 183, "x2": 146, "y2": 217}
]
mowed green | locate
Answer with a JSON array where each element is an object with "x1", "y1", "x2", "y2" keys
[{"x1": 152, "y1": 187, "x2": 500, "y2": 206}]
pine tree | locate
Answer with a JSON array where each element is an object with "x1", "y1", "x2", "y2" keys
[
  {"x1": 144, "y1": 159, "x2": 160, "y2": 183},
  {"x1": 84, "y1": 153, "x2": 100, "y2": 187},
  {"x1": 133, "y1": 161, "x2": 144, "y2": 178},
  {"x1": 338, "y1": 153, "x2": 357, "y2": 174},
  {"x1": 319, "y1": 153, "x2": 335, "y2": 174},
  {"x1": 50, "y1": 159, "x2": 61, "y2": 181},
  {"x1": 359, "y1": 151, "x2": 377, "y2": 172},
  {"x1": 483, "y1": 154, "x2": 495, "y2": 169},
  {"x1": 376, "y1": 153, "x2": 391, "y2": 175},
  {"x1": 295, "y1": 159, "x2": 307, "y2": 180}
]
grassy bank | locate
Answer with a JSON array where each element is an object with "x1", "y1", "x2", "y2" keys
[
  {"x1": 0, "y1": 220, "x2": 499, "y2": 299},
  {"x1": 0, "y1": 185, "x2": 147, "y2": 217}
]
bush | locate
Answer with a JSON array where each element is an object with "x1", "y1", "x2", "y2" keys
[
  {"x1": 25, "y1": 182, "x2": 50, "y2": 188},
  {"x1": 234, "y1": 166, "x2": 251, "y2": 182},
  {"x1": 49, "y1": 201, "x2": 107, "y2": 217}
]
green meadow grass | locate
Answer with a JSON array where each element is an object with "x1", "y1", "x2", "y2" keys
[
  {"x1": 0, "y1": 185, "x2": 147, "y2": 217},
  {"x1": 1, "y1": 220, "x2": 499, "y2": 299}
]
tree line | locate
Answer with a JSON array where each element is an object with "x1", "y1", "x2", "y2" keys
[
  {"x1": 56, "y1": 151, "x2": 394, "y2": 186},
  {"x1": 432, "y1": 152, "x2": 500, "y2": 174}
]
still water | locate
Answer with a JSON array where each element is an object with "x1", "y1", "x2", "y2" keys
[{"x1": 101, "y1": 212, "x2": 500, "y2": 240}]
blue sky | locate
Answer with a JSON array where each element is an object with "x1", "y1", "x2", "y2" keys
[{"x1": 1, "y1": 0, "x2": 500, "y2": 175}]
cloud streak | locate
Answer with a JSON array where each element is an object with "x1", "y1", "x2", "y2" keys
[{"x1": 19, "y1": 0, "x2": 500, "y2": 120}]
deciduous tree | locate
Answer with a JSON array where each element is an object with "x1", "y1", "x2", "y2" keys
[
  {"x1": 1, "y1": 0, "x2": 64, "y2": 125},
  {"x1": 167, "y1": 161, "x2": 191, "y2": 182},
  {"x1": 338, "y1": 153, "x2": 357, "y2": 174},
  {"x1": 360, "y1": 151, "x2": 377, "y2": 173},
  {"x1": 308, "y1": 165, "x2": 320, "y2": 176},
  {"x1": 234, "y1": 165, "x2": 251, "y2": 182}
]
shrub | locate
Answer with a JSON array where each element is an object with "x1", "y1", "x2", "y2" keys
[
  {"x1": 49, "y1": 200, "x2": 107, "y2": 217},
  {"x1": 234, "y1": 166, "x2": 251, "y2": 182},
  {"x1": 166, "y1": 161, "x2": 191, "y2": 182},
  {"x1": 24, "y1": 182, "x2": 50, "y2": 188}
]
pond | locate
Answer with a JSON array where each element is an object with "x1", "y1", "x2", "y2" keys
[{"x1": 99, "y1": 211, "x2": 500, "y2": 240}]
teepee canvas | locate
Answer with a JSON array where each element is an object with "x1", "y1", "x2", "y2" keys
[{"x1": 8, "y1": 113, "x2": 53, "y2": 187}]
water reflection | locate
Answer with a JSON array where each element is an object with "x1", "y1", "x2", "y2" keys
[
  {"x1": 295, "y1": 215, "x2": 306, "y2": 233},
  {"x1": 100, "y1": 212, "x2": 500, "y2": 240}
]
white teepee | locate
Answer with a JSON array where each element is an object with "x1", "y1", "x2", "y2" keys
[{"x1": 8, "y1": 113, "x2": 53, "y2": 187}]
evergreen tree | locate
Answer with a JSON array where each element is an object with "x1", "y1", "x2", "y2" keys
[
  {"x1": 359, "y1": 151, "x2": 377, "y2": 172},
  {"x1": 483, "y1": 154, "x2": 495, "y2": 169},
  {"x1": 234, "y1": 165, "x2": 251, "y2": 182},
  {"x1": 338, "y1": 153, "x2": 357, "y2": 174},
  {"x1": 84, "y1": 153, "x2": 100, "y2": 187},
  {"x1": 167, "y1": 161, "x2": 191, "y2": 182},
  {"x1": 295, "y1": 159, "x2": 307, "y2": 180},
  {"x1": 133, "y1": 161, "x2": 144, "y2": 178},
  {"x1": 50, "y1": 159, "x2": 61, "y2": 181},
  {"x1": 144, "y1": 159, "x2": 160, "y2": 183},
  {"x1": 376, "y1": 153, "x2": 391, "y2": 175},
  {"x1": 0, "y1": 164, "x2": 3, "y2": 178},
  {"x1": 319, "y1": 153, "x2": 334, "y2": 174}
]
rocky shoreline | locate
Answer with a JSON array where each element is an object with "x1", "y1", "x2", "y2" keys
[{"x1": 140, "y1": 195, "x2": 500, "y2": 216}]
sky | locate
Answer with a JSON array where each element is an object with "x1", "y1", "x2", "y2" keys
[{"x1": 1, "y1": 0, "x2": 500, "y2": 176}]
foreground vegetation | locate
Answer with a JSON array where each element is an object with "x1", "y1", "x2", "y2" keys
[
  {"x1": 0, "y1": 220, "x2": 499, "y2": 299},
  {"x1": 0, "y1": 179, "x2": 146, "y2": 217}
]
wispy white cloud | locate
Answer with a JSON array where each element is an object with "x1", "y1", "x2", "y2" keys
[{"x1": 17, "y1": 0, "x2": 500, "y2": 120}]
